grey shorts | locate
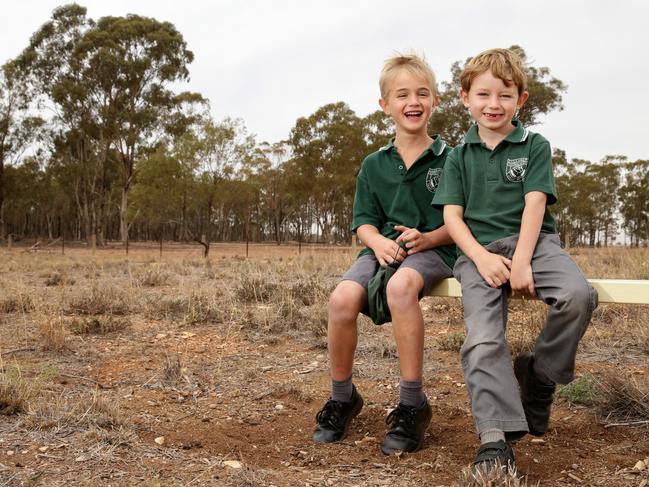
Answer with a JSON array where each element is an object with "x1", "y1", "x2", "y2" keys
[{"x1": 342, "y1": 249, "x2": 453, "y2": 298}]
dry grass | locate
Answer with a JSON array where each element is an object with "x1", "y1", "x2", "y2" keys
[
  {"x1": 0, "y1": 362, "x2": 36, "y2": 415},
  {"x1": 35, "y1": 312, "x2": 68, "y2": 352},
  {"x1": 596, "y1": 370, "x2": 649, "y2": 423},
  {"x1": 68, "y1": 315, "x2": 131, "y2": 334},
  {"x1": 454, "y1": 461, "x2": 538, "y2": 486}
]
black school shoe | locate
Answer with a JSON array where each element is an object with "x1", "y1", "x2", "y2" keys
[
  {"x1": 514, "y1": 352, "x2": 556, "y2": 436},
  {"x1": 380, "y1": 400, "x2": 432, "y2": 455},
  {"x1": 312, "y1": 386, "x2": 363, "y2": 443},
  {"x1": 473, "y1": 440, "x2": 515, "y2": 471}
]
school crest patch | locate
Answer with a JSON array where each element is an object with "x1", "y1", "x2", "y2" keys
[
  {"x1": 506, "y1": 157, "x2": 528, "y2": 182},
  {"x1": 426, "y1": 168, "x2": 442, "y2": 193}
]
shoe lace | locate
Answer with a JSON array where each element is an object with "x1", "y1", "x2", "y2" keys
[
  {"x1": 385, "y1": 404, "x2": 417, "y2": 436},
  {"x1": 315, "y1": 400, "x2": 345, "y2": 429}
]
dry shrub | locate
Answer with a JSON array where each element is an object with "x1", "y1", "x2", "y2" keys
[
  {"x1": 0, "y1": 291, "x2": 35, "y2": 313},
  {"x1": 556, "y1": 373, "x2": 598, "y2": 406},
  {"x1": 596, "y1": 370, "x2": 649, "y2": 423},
  {"x1": 69, "y1": 315, "x2": 131, "y2": 335},
  {"x1": 436, "y1": 332, "x2": 466, "y2": 352},
  {"x1": 44, "y1": 271, "x2": 76, "y2": 287},
  {"x1": 0, "y1": 363, "x2": 35, "y2": 415},
  {"x1": 454, "y1": 461, "x2": 538, "y2": 487},
  {"x1": 67, "y1": 283, "x2": 131, "y2": 315},
  {"x1": 273, "y1": 383, "x2": 312, "y2": 403},
  {"x1": 163, "y1": 354, "x2": 183, "y2": 384},
  {"x1": 289, "y1": 273, "x2": 330, "y2": 306},
  {"x1": 133, "y1": 264, "x2": 174, "y2": 287},
  {"x1": 84, "y1": 425, "x2": 137, "y2": 450},
  {"x1": 28, "y1": 388, "x2": 124, "y2": 430},
  {"x1": 237, "y1": 273, "x2": 279, "y2": 303},
  {"x1": 36, "y1": 313, "x2": 68, "y2": 352}
]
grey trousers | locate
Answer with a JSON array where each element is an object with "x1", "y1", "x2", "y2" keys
[{"x1": 454, "y1": 233, "x2": 598, "y2": 437}]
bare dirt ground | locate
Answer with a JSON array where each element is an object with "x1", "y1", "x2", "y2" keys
[{"x1": 0, "y1": 243, "x2": 648, "y2": 486}]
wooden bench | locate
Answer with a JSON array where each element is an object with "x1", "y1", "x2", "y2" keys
[{"x1": 428, "y1": 279, "x2": 649, "y2": 305}]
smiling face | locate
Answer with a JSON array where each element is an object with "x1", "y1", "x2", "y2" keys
[
  {"x1": 379, "y1": 69, "x2": 439, "y2": 136},
  {"x1": 461, "y1": 70, "x2": 528, "y2": 138}
]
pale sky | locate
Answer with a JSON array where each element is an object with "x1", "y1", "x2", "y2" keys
[{"x1": 3, "y1": 0, "x2": 648, "y2": 163}]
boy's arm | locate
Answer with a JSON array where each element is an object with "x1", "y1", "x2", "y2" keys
[
  {"x1": 444, "y1": 205, "x2": 512, "y2": 288},
  {"x1": 510, "y1": 191, "x2": 547, "y2": 297},
  {"x1": 394, "y1": 225, "x2": 453, "y2": 254},
  {"x1": 357, "y1": 224, "x2": 407, "y2": 266}
]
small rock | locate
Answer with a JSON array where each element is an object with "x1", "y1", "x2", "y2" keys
[
  {"x1": 209, "y1": 403, "x2": 218, "y2": 409},
  {"x1": 155, "y1": 333, "x2": 167, "y2": 339},
  {"x1": 38, "y1": 447, "x2": 48, "y2": 453},
  {"x1": 634, "y1": 460, "x2": 646, "y2": 471},
  {"x1": 154, "y1": 436, "x2": 165, "y2": 445},
  {"x1": 224, "y1": 460, "x2": 242, "y2": 469},
  {"x1": 21, "y1": 450, "x2": 28, "y2": 455},
  {"x1": 275, "y1": 404, "x2": 284, "y2": 410},
  {"x1": 531, "y1": 438, "x2": 545, "y2": 444},
  {"x1": 6, "y1": 451, "x2": 13, "y2": 456},
  {"x1": 75, "y1": 455, "x2": 87, "y2": 462}
]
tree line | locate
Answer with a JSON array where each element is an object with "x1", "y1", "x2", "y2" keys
[{"x1": 1, "y1": 5, "x2": 646, "y2": 253}]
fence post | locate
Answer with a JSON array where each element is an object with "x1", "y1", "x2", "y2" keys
[{"x1": 7, "y1": 234, "x2": 12, "y2": 250}]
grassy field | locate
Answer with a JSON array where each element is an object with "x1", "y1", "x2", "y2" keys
[{"x1": 0, "y1": 243, "x2": 648, "y2": 486}]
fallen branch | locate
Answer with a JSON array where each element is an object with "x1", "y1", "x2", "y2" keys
[
  {"x1": 1, "y1": 347, "x2": 36, "y2": 357},
  {"x1": 603, "y1": 419, "x2": 649, "y2": 428},
  {"x1": 59, "y1": 373, "x2": 111, "y2": 389}
]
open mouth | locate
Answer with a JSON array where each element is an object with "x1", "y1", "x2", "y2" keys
[
  {"x1": 404, "y1": 110, "x2": 423, "y2": 119},
  {"x1": 484, "y1": 112, "x2": 503, "y2": 119}
]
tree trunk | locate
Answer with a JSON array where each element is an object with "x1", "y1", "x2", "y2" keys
[{"x1": 120, "y1": 185, "x2": 129, "y2": 246}]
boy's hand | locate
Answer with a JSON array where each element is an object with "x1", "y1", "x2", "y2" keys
[
  {"x1": 474, "y1": 251, "x2": 512, "y2": 288},
  {"x1": 510, "y1": 261, "x2": 537, "y2": 298},
  {"x1": 371, "y1": 236, "x2": 407, "y2": 266},
  {"x1": 394, "y1": 225, "x2": 430, "y2": 254}
]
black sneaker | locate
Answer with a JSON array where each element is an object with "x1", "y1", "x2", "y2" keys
[
  {"x1": 514, "y1": 352, "x2": 556, "y2": 436},
  {"x1": 312, "y1": 386, "x2": 363, "y2": 443},
  {"x1": 473, "y1": 440, "x2": 515, "y2": 471},
  {"x1": 380, "y1": 400, "x2": 432, "y2": 455}
]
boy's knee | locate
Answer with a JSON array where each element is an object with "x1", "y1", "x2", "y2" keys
[
  {"x1": 328, "y1": 284, "x2": 363, "y2": 322},
  {"x1": 386, "y1": 273, "x2": 421, "y2": 308},
  {"x1": 556, "y1": 279, "x2": 597, "y2": 318}
]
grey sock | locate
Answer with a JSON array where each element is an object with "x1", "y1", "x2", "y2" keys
[
  {"x1": 399, "y1": 379, "x2": 426, "y2": 407},
  {"x1": 331, "y1": 375, "x2": 353, "y2": 402},
  {"x1": 480, "y1": 428, "x2": 506, "y2": 444}
]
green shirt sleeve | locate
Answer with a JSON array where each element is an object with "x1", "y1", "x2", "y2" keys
[
  {"x1": 523, "y1": 138, "x2": 558, "y2": 205},
  {"x1": 431, "y1": 148, "x2": 465, "y2": 209},
  {"x1": 351, "y1": 161, "x2": 381, "y2": 231}
]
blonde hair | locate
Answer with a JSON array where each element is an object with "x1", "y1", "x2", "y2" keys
[
  {"x1": 460, "y1": 48, "x2": 527, "y2": 95},
  {"x1": 379, "y1": 52, "x2": 437, "y2": 99}
]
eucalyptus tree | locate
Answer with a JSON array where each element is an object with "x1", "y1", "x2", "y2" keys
[
  {"x1": 16, "y1": 4, "x2": 198, "y2": 245},
  {"x1": 0, "y1": 62, "x2": 43, "y2": 241}
]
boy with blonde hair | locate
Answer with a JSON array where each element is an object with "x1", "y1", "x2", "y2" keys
[
  {"x1": 313, "y1": 53, "x2": 455, "y2": 454},
  {"x1": 433, "y1": 48, "x2": 597, "y2": 469}
]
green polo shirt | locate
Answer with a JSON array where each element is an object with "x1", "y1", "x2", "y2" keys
[
  {"x1": 432, "y1": 121, "x2": 557, "y2": 249},
  {"x1": 352, "y1": 135, "x2": 456, "y2": 270}
]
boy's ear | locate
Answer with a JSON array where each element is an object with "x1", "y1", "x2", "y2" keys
[
  {"x1": 517, "y1": 91, "x2": 529, "y2": 108},
  {"x1": 460, "y1": 89, "x2": 470, "y2": 108},
  {"x1": 379, "y1": 97, "x2": 389, "y2": 115},
  {"x1": 432, "y1": 94, "x2": 441, "y2": 110}
]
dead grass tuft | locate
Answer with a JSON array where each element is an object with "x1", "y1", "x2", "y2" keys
[
  {"x1": 44, "y1": 271, "x2": 76, "y2": 286},
  {"x1": 36, "y1": 313, "x2": 68, "y2": 352},
  {"x1": 133, "y1": 264, "x2": 175, "y2": 287},
  {"x1": 163, "y1": 354, "x2": 184, "y2": 384},
  {"x1": 68, "y1": 315, "x2": 131, "y2": 335},
  {"x1": 67, "y1": 283, "x2": 131, "y2": 315},
  {"x1": 507, "y1": 300, "x2": 546, "y2": 358},
  {"x1": 0, "y1": 292, "x2": 35, "y2": 313},
  {"x1": 0, "y1": 363, "x2": 36, "y2": 415},
  {"x1": 454, "y1": 461, "x2": 538, "y2": 486},
  {"x1": 436, "y1": 332, "x2": 466, "y2": 352},
  {"x1": 596, "y1": 370, "x2": 649, "y2": 423},
  {"x1": 273, "y1": 383, "x2": 312, "y2": 403},
  {"x1": 28, "y1": 388, "x2": 124, "y2": 430}
]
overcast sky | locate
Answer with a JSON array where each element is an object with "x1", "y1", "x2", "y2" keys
[{"x1": 3, "y1": 1, "x2": 648, "y2": 163}]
